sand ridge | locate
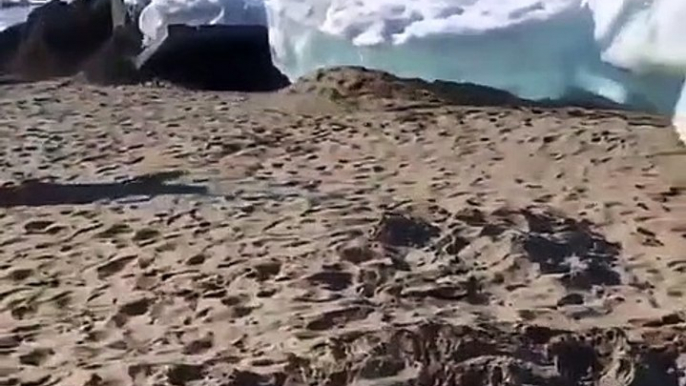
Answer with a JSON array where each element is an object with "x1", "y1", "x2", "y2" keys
[{"x1": 0, "y1": 69, "x2": 686, "y2": 385}]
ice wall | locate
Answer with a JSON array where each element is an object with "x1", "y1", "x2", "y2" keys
[{"x1": 121, "y1": 0, "x2": 686, "y2": 120}]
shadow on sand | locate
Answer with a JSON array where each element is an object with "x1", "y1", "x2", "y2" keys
[{"x1": 0, "y1": 172, "x2": 208, "y2": 208}]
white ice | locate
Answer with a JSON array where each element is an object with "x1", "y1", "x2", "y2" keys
[
  {"x1": 128, "y1": 0, "x2": 267, "y2": 45},
  {"x1": 0, "y1": 4, "x2": 33, "y2": 31}
]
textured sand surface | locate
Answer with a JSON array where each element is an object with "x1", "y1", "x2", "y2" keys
[{"x1": 1, "y1": 68, "x2": 686, "y2": 385}]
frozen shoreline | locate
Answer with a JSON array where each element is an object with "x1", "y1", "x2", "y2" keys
[{"x1": 2, "y1": 0, "x2": 686, "y2": 137}]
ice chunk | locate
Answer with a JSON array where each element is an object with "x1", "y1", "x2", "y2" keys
[
  {"x1": 125, "y1": 0, "x2": 267, "y2": 45},
  {"x1": 263, "y1": 0, "x2": 685, "y2": 116}
]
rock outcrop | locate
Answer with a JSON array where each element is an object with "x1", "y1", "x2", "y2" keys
[
  {"x1": 80, "y1": 23, "x2": 143, "y2": 85},
  {"x1": 0, "y1": 23, "x2": 23, "y2": 76},
  {"x1": 0, "y1": 0, "x2": 290, "y2": 91},
  {"x1": 6, "y1": 0, "x2": 116, "y2": 80},
  {"x1": 138, "y1": 24, "x2": 290, "y2": 91}
]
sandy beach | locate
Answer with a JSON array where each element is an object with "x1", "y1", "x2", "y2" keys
[{"x1": 1, "y1": 67, "x2": 686, "y2": 385}]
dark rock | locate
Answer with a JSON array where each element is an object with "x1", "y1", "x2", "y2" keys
[
  {"x1": 7, "y1": 0, "x2": 115, "y2": 80},
  {"x1": 138, "y1": 24, "x2": 290, "y2": 91},
  {"x1": 0, "y1": 0, "x2": 288, "y2": 91},
  {"x1": 81, "y1": 23, "x2": 143, "y2": 85},
  {"x1": 0, "y1": 23, "x2": 23, "y2": 74}
]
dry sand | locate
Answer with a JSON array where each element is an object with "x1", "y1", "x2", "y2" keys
[{"x1": 1, "y1": 67, "x2": 686, "y2": 385}]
